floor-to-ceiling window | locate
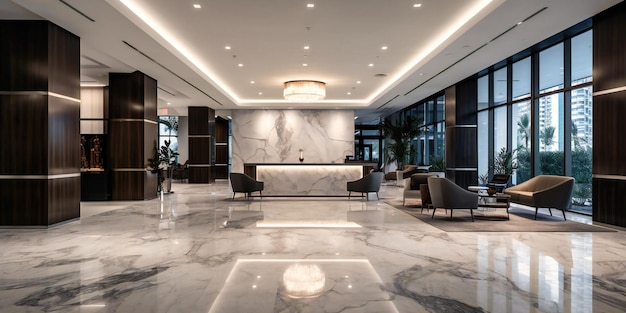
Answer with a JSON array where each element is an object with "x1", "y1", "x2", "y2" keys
[
  {"x1": 402, "y1": 94, "x2": 445, "y2": 168},
  {"x1": 158, "y1": 116, "x2": 179, "y2": 163},
  {"x1": 475, "y1": 25, "x2": 593, "y2": 214}
]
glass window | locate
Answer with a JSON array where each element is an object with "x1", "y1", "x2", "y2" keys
[
  {"x1": 158, "y1": 116, "x2": 179, "y2": 163},
  {"x1": 425, "y1": 100, "x2": 434, "y2": 124},
  {"x1": 538, "y1": 93, "x2": 564, "y2": 175},
  {"x1": 493, "y1": 105, "x2": 507, "y2": 163},
  {"x1": 512, "y1": 57, "x2": 531, "y2": 100},
  {"x1": 512, "y1": 100, "x2": 531, "y2": 184},
  {"x1": 477, "y1": 111, "x2": 489, "y2": 182},
  {"x1": 478, "y1": 75, "x2": 489, "y2": 110},
  {"x1": 436, "y1": 95, "x2": 445, "y2": 122},
  {"x1": 570, "y1": 86, "x2": 593, "y2": 213},
  {"x1": 539, "y1": 43, "x2": 564, "y2": 92},
  {"x1": 493, "y1": 67, "x2": 508, "y2": 105},
  {"x1": 571, "y1": 30, "x2": 593, "y2": 86}
]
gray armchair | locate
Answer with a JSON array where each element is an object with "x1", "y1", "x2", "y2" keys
[
  {"x1": 504, "y1": 175, "x2": 574, "y2": 220},
  {"x1": 347, "y1": 172, "x2": 384, "y2": 200},
  {"x1": 428, "y1": 177, "x2": 478, "y2": 221},
  {"x1": 229, "y1": 173, "x2": 264, "y2": 200}
]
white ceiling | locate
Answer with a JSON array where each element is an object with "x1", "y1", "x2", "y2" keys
[{"x1": 2, "y1": 0, "x2": 622, "y2": 123}]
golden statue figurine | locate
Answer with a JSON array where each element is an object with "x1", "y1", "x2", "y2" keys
[
  {"x1": 80, "y1": 136, "x2": 89, "y2": 169},
  {"x1": 90, "y1": 136, "x2": 103, "y2": 169}
]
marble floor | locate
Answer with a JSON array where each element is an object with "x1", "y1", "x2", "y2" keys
[{"x1": 1, "y1": 181, "x2": 625, "y2": 313}]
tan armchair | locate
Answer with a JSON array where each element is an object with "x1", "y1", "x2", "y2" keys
[
  {"x1": 504, "y1": 175, "x2": 574, "y2": 220},
  {"x1": 403, "y1": 173, "x2": 438, "y2": 205},
  {"x1": 428, "y1": 177, "x2": 478, "y2": 221}
]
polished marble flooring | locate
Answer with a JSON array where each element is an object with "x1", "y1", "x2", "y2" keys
[{"x1": 1, "y1": 181, "x2": 625, "y2": 313}]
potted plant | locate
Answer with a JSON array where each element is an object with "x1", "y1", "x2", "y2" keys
[
  {"x1": 147, "y1": 140, "x2": 179, "y2": 193},
  {"x1": 381, "y1": 116, "x2": 421, "y2": 183},
  {"x1": 491, "y1": 147, "x2": 517, "y2": 175},
  {"x1": 429, "y1": 155, "x2": 446, "y2": 177}
]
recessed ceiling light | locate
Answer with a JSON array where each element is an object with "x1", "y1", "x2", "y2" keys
[
  {"x1": 304, "y1": 46, "x2": 310, "y2": 50},
  {"x1": 302, "y1": 63, "x2": 308, "y2": 67},
  {"x1": 167, "y1": 102, "x2": 171, "y2": 105},
  {"x1": 225, "y1": 46, "x2": 231, "y2": 50},
  {"x1": 347, "y1": 92, "x2": 351, "y2": 95},
  {"x1": 307, "y1": 4, "x2": 315, "y2": 8},
  {"x1": 381, "y1": 46, "x2": 388, "y2": 50},
  {"x1": 250, "y1": 81, "x2": 255, "y2": 84},
  {"x1": 356, "y1": 81, "x2": 361, "y2": 84},
  {"x1": 193, "y1": 4, "x2": 201, "y2": 9},
  {"x1": 258, "y1": 92, "x2": 263, "y2": 95},
  {"x1": 368, "y1": 64, "x2": 374, "y2": 67},
  {"x1": 238, "y1": 63, "x2": 243, "y2": 67},
  {"x1": 413, "y1": 3, "x2": 422, "y2": 8}
]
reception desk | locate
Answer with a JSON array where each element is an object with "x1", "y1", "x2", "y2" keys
[{"x1": 244, "y1": 163, "x2": 376, "y2": 196}]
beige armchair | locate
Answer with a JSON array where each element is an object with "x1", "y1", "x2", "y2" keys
[
  {"x1": 428, "y1": 177, "x2": 478, "y2": 221},
  {"x1": 504, "y1": 175, "x2": 574, "y2": 220},
  {"x1": 403, "y1": 173, "x2": 439, "y2": 206}
]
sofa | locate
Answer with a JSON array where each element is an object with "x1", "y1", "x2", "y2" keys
[
  {"x1": 504, "y1": 175, "x2": 575, "y2": 220},
  {"x1": 385, "y1": 165, "x2": 430, "y2": 181}
]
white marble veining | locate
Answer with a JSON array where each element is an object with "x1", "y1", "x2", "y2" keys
[
  {"x1": 257, "y1": 164, "x2": 363, "y2": 196},
  {"x1": 1, "y1": 182, "x2": 625, "y2": 313},
  {"x1": 231, "y1": 110, "x2": 354, "y2": 172}
]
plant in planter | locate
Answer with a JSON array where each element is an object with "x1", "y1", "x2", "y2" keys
[
  {"x1": 429, "y1": 155, "x2": 445, "y2": 173},
  {"x1": 147, "y1": 140, "x2": 179, "y2": 193},
  {"x1": 491, "y1": 147, "x2": 518, "y2": 175},
  {"x1": 381, "y1": 115, "x2": 421, "y2": 170}
]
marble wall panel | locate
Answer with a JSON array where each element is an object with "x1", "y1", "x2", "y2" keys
[{"x1": 232, "y1": 110, "x2": 354, "y2": 172}]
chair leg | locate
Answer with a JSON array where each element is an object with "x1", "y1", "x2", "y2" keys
[
  {"x1": 548, "y1": 208, "x2": 553, "y2": 216},
  {"x1": 260, "y1": 191, "x2": 262, "y2": 199},
  {"x1": 232, "y1": 192, "x2": 236, "y2": 200},
  {"x1": 470, "y1": 209, "x2": 474, "y2": 222},
  {"x1": 561, "y1": 209, "x2": 566, "y2": 221},
  {"x1": 450, "y1": 209, "x2": 453, "y2": 221},
  {"x1": 402, "y1": 196, "x2": 405, "y2": 206},
  {"x1": 348, "y1": 191, "x2": 351, "y2": 199},
  {"x1": 431, "y1": 208, "x2": 437, "y2": 219},
  {"x1": 375, "y1": 192, "x2": 379, "y2": 200},
  {"x1": 534, "y1": 208, "x2": 539, "y2": 220}
]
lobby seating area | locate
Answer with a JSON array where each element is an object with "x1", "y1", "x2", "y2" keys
[
  {"x1": 229, "y1": 172, "x2": 264, "y2": 200},
  {"x1": 347, "y1": 172, "x2": 384, "y2": 200},
  {"x1": 504, "y1": 175, "x2": 575, "y2": 220}
]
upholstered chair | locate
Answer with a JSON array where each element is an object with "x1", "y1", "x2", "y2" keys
[
  {"x1": 229, "y1": 173, "x2": 264, "y2": 200},
  {"x1": 347, "y1": 172, "x2": 384, "y2": 200},
  {"x1": 427, "y1": 177, "x2": 478, "y2": 221},
  {"x1": 403, "y1": 173, "x2": 439, "y2": 206}
]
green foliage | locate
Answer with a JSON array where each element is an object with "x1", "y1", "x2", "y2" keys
[
  {"x1": 491, "y1": 147, "x2": 518, "y2": 175},
  {"x1": 382, "y1": 116, "x2": 421, "y2": 168},
  {"x1": 429, "y1": 155, "x2": 445, "y2": 172},
  {"x1": 539, "y1": 150, "x2": 564, "y2": 175}
]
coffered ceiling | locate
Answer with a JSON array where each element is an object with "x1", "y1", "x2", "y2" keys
[{"x1": 1, "y1": 0, "x2": 622, "y2": 123}]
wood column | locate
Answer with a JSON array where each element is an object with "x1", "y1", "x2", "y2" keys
[
  {"x1": 444, "y1": 78, "x2": 478, "y2": 189},
  {"x1": 108, "y1": 71, "x2": 158, "y2": 200},
  {"x1": 592, "y1": 2, "x2": 626, "y2": 227},
  {"x1": 214, "y1": 116, "x2": 230, "y2": 179},
  {"x1": 0, "y1": 21, "x2": 80, "y2": 226},
  {"x1": 188, "y1": 106, "x2": 215, "y2": 183}
]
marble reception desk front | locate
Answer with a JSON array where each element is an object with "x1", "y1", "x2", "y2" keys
[{"x1": 244, "y1": 163, "x2": 375, "y2": 196}]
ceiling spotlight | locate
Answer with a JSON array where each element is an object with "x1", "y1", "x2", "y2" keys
[
  {"x1": 347, "y1": 92, "x2": 351, "y2": 95},
  {"x1": 250, "y1": 81, "x2": 255, "y2": 84},
  {"x1": 304, "y1": 46, "x2": 310, "y2": 50},
  {"x1": 258, "y1": 92, "x2": 263, "y2": 95},
  {"x1": 193, "y1": 4, "x2": 201, "y2": 9},
  {"x1": 307, "y1": 4, "x2": 315, "y2": 8},
  {"x1": 381, "y1": 46, "x2": 388, "y2": 50},
  {"x1": 302, "y1": 63, "x2": 308, "y2": 67},
  {"x1": 225, "y1": 46, "x2": 231, "y2": 50},
  {"x1": 356, "y1": 81, "x2": 361, "y2": 84},
  {"x1": 238, "y1": 63, "x2": 243, "y2": 67},
  {"x1": 413, "y1": 3, "x2": 422, "y2": 8},
  {"x1": 284, "y1": 80, "x2": 326, "y2": 102},
  {"x1": 368, "y1": 64, "x2": 374, "y2": 67},
  {"x1": 167, "y1": 102, "x2": 171, "y2": 105}
]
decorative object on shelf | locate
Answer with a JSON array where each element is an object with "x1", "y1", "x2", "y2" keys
[
  {"x1": 90, "y1": 135, "x2": 103, "y2": 169},
  {"x1": 282, "y1": 263, "x2": 325, "y2": 299},
  {"x1": 80, "y1": 136, "x2": 89, "y2": 169},
  {"x1": 283, "y1": 80, "x2": 326, "y2": 102},
  {"x1": 487, "y1": 188, "x2": 497, "y2": 196},
  {"x1": 299, "y1": 149, "x2": 304, "y2": 163}
]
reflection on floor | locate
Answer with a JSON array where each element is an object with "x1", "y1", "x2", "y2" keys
[{"x1": 1, "y1": 181, "x2": 625, "y2": 313}]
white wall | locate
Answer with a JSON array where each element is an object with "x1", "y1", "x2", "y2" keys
[
  {"x1": 231, "y1": 110, "x2": 355, "y2": 172},
  {"x1": 177, "y1": 116, "x2": 188, "y2": 164}
]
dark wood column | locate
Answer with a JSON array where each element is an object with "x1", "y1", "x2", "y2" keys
[
  {"x1": 214, "y1": 116, "x2": 230, "y2": 179},
  {"x1": 188, "y1": 106, "x2": 215, "y2": 183},
  {"x1": 592, "y1": 2, "x2": 626, "y2": 227},
  {"x1": 108, "y1": 71, "x2": 158, "y2": 200},
  {"x1": 0, "y1": 21, "x2": 80, "y2": 226},
  {"x1": 444, "y1": 78, "x2": 478, "y2": 189}
]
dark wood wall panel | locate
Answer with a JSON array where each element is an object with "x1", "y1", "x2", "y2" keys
[
  {"x1": 0, "y1": 180, "x2": 48, "y2": 226},
  {"x1": 593, "y1": 178, "x2": 626, "y2": 227},
  {"x1": 593, "y1": 91, "x2": 626, "y2": 175},
  {"x1": 213, "y1": 166, "x2": 228, "y2": 180},
  {"x1": 108, "y1": 71, "x2": 158, "y2": 200},
  {"x1": 0, "y1": 20, "x2": 80, "y2": 226},
  {"x1": 48, "y1": 23, "x2": 81, "y2": 99},
  {"x1": 0, "y1": 95, "x2": 48, "y2": 175},
  {"x1": 593, "y1": 2, "x2": 626, "y2": 92},
  {"x1": 215, "y1": 116, "x2": 229, "y2": 142},
  {"x1": 48, "y1": 177, "x2": 80, "y2": 224},
  {"x1": 189, "y1": 137, "x2": 212, "y2": 164},
  {"x1": 451, "y1": 127, "x2": 477, "y2": 168},
  {"x1": 188, "y1": 106, "x2": 216, "y2": 183},
  {"x1": 216, "y1": 145, "x2": 229, "y2": 164},
  {"x1": 0, "y1": 21, "x2": 49, "y2": 92},
  {"x1": 455, "y1": 78, "x2": 478, "y2": 125},
  {"x1": 188, "y1": 106, "x2": 210, "y2": 135},
  {"x1": 48, "y1": 96, "x2": 80, "y2": 175}
]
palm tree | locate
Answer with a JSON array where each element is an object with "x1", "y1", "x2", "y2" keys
[
  {"x1": 517, "y1": 113, "x2": 530, "y2": 148},
  {"x1": 540, "y1": 126, "x2": 555, "y2": 149},
  {"x1": 382, "y1": 116, "x2": 421, "y2": 168}
]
